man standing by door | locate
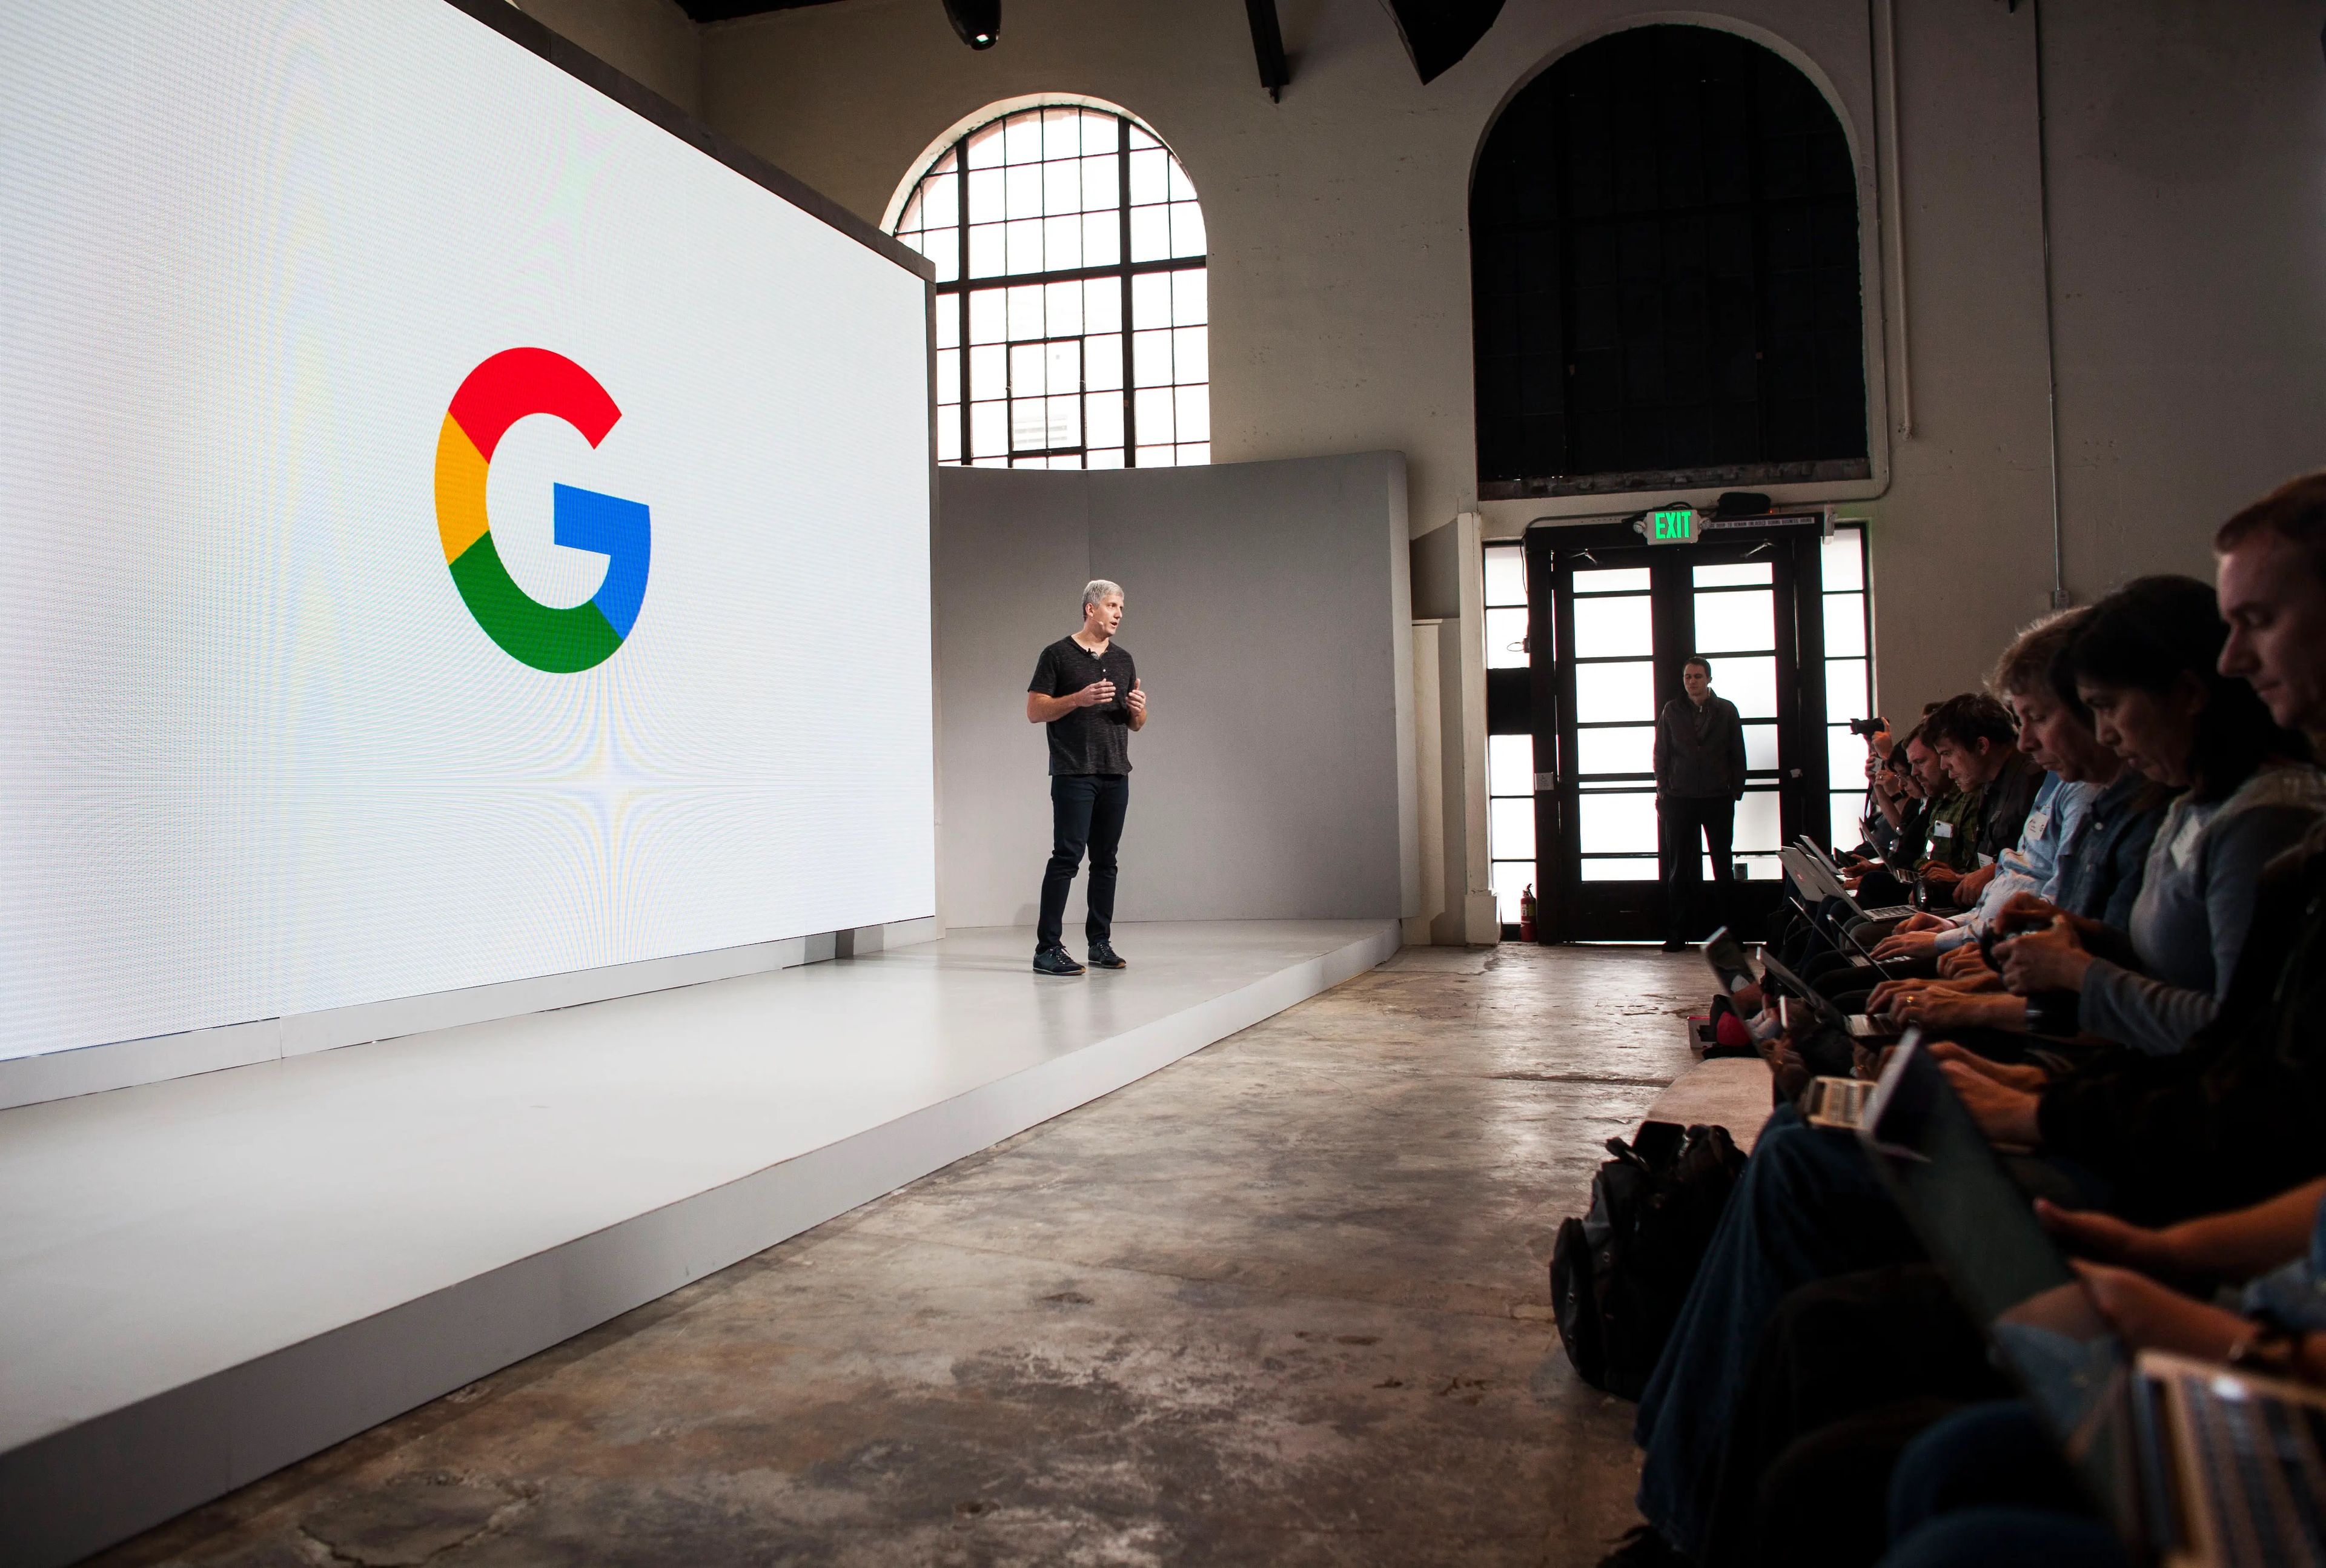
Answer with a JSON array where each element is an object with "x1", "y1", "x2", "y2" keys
[
  {"x1": 1025, "y1": 580, "x2": 1148, "y2": 976},
  {"x1": 1654, "y1": 654, "x2": 1747, "y2": 951}
]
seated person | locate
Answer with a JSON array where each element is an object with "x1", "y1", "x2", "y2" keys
[
  {"x1": 1873, "y1": 614, "x2": 2098, "y2": 965},
  {"x1": 1918, "y1": 692, "x2": 2043, "y2": 910},
  {"x1": 1610, "y1": 486, "x2": 2326, "y2": 1568},
  {"x1": 1970, "y1": 574, "x2": 2320, "y2": 1057},
  {"x1": 1878, "y1": 1178, "x2": 2326, "y2": 1568},
  {"x1": 1870, "y1": 621, "x2": 2169, "y2": 1037}
]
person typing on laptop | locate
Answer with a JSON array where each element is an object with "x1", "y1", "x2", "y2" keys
[{"x1": 1612, "y1": 481, "x2": 2326, "y2": 1568}]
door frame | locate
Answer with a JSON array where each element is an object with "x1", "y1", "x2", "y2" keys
[{"x1": 1522, "y1": 515, "x2": 1832, "y2": 942}]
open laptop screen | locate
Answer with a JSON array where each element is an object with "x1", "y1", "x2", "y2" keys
[{"x1": 1857, "y1": 1034, "x2": 2144, "y2": 1544}]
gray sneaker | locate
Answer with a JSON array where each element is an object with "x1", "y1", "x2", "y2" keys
[{"x1": 1032, "y1": 947, "x2": 1086, "y2": 976}]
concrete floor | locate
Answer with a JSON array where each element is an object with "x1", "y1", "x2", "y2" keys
[{"x1": 88, "y1": 944, "x2": 1708, "y2": 1568}]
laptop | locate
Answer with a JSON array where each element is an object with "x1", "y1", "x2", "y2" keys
[
  {"x1": 1796, "y1": 835, "x2": 1918, "y2": 924},
  {"x1": 1756, "y1": 946, "x2": 1894, "y2": 1044},
  {"x1": 1857, "y1": 1033, "x2": 2326, "y2": 1567}
]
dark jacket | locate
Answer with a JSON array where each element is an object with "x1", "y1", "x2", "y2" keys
[
  {"x1": 1975, "y1": 751, "x2": 2044, "y2": 865},
  {"x1": 2036, "y1": 824, "x2": 2326, "y2": 1223},
  {"x1": 2053, "y1": 773, "x2": 2170, "y2": 931},
  {"x1": 1654, "y1": 695, "x2": 1746, "y2": 800}
]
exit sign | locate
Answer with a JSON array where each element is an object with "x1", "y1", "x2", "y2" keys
[{"x1": 1646, "y1": 506, "x2": 1697, "y2": 544}]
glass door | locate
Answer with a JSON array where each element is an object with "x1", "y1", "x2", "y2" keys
[{"x1": 1524, "y1": 521, "x2": 1834, "y2": 942}]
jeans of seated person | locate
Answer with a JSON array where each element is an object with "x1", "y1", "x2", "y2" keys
[
  {"x1": 1878, "y1": 1403, "x2": 2127, "y2": 1568},
  {"x1": 1629, "y1": 1111, "x2": 2110, "y2": 1559},
  {"x1": 1699, "y1": 1264, "x2": 2004, "y2": 1567},
  {"x1": 1880, "y1": 1509, "x2": 2127, "y2": 1568},
  {"x1": 1858, "y1": 869, "x2": 1910, "y2": 908},
  {"x1": 1632, "y1": 1105, "x2": 1924, "y2": 1557},
  {"x1": 1792, "y1": 1025, "x2": 1857, "y2": 1082},
  {"x1": 1746, "y1": 1399, "x2": 1969, "y2": 1568}
]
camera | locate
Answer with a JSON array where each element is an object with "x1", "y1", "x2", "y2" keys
[{"x1": 1848, "y1": 716, "x2": 1890, "y2": 738}]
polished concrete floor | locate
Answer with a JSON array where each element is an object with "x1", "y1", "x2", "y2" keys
[{"x1": 90, "y1": 944, "x2": 1708, "y2": 1568}]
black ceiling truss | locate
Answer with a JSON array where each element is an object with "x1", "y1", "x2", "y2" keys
[{"x1": 1244, "y1": 0, "x2": 1290, "y2": 102}]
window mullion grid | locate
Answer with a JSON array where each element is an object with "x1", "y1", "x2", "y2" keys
[
  {"x1": 1118, "y1": 114, "x2": 1137, "y2": 465},
  {"x1": 955, "y1": 141, "x2": 970, "y2": 466}
]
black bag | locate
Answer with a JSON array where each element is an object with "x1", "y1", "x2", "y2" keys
[{"x1": 1550, "y1": 1119, "x2": 1747, "y2": 1399}]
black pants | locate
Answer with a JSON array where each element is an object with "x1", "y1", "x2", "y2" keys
[
  {"x1": 1037, "y1": 773, "x2": 1128, "y2": 951},
  {"x1": 1661, "y1": 795, "x2": 1736, "y2": 942}
]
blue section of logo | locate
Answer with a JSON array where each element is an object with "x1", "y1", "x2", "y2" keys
[{"x1": 553, "y1": 482, "x2": 652, "y2": 641}]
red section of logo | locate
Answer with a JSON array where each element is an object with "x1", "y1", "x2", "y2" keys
[{"x1": 446, "y1": 346, "x2": 624, "y2": 461}]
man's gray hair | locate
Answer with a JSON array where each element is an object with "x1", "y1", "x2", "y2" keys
[{"x1": 1083, "y1": 579, "x2": 1122, "y2": 610}]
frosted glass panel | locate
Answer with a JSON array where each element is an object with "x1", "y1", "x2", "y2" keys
[
  {"x1": 1577, "y1": 724, "x2": 1655, "y2": 776},
  {"x1": 1489, "y1": 796, "x2": 1536, "y2": 860},
  {"x1": 1694, "y1": 562, "x2": 1772, "y2": 587},
  {"x1": 1735, "y1": 789, "x2": 1781, "y2": 852},
  {"x1": 1823, "y1": 592, "x2": 1867, "y2": 657},
  {"x1": 1582, "y1": 856, "x2": 1660, "y2": 882},
  {"x1": 1579, "y1": 791, "x2": 1658, "y2": 855},
  {"x1": 1694, "y1": 589, "x2": 1773, "y2": 653},
  {"x1": 1829, "y1": 724, "x2": 1870, "y2": 792},
  {"x1": 1744, "y1": 721, "x2": 1780, "y2": 771},
  {"x1": 1483, "y1": 546, "x2": 1527, "y2": 607},
  {"x1": 1486, "y1": 606, "x2": 1529, "y2": 669},
  {"x1": 1487, "y1": 733, "x2": 1535, "y2": 798},
  {"x1": 1491, "y1": 858, "x2": 1534, "y2": 922},
  {"x1": 1574, "y1": 594, "x2": 1653, "y2": 658},
  {"x1": 1718, "y1": 655, "x2": 1778, "y2": 719},
  {"x1": 1576, "y1": 660, "x2": 1655, "y2": 724},
  {"x1": 1574, "y1": 567, "x2": 1650, "y2": 594},
  {"x1": 1832, "y1": 793, "x2": 1868, "y2": 852},
  {"x1": 1826, "y1": 658, "x2": 1870, "y2": 722},
  {"x1": 1822, "y1": 528, "x2": 1865, "y2": 590}
]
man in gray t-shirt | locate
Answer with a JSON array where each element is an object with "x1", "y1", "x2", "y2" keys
[{"x1": 1025, "y1": 580, "x2": 1149, "y2": 976}]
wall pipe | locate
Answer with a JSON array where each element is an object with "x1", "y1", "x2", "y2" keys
[
  {"x1": 2032, "y1": 0, "x2": 2070, "y2": 607},
  {"x1": 1876, "y1": 0, "x2": 1910, "y2": 436}
]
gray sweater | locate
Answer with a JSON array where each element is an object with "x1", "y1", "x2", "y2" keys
[
  {"x1": 1654, "y1": 695, "x2": 1747, "y2": 800},
  {"x1": 2082, "y1": 763, "x2": 2326, "y2": 1055}
]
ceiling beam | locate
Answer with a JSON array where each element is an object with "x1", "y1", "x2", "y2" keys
[{"x1": 1244, "y1": 0, "x2": 1290, "y2": 102}]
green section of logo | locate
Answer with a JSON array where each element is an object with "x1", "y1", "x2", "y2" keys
[{"x1": 447, "y1": 532, "x2": 625, "y2": 675}]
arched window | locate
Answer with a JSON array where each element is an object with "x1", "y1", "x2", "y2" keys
[
  {"x1": 1471, "y1": 25, "x2": 1869, "y2": 497},
  {"x1": 889, "y1": 101, "x2": 1210, "y2": 470}
]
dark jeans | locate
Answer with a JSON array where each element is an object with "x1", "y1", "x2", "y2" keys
[
  {"x1": 1634, "y1": 1106, "x2": 1926, "y2": 1558},
  {"x1": 1633, "y1": 1107, "x2": 2113, "y2": 1560},
  {"x1": 1880, "y1": 1402, "x2": 2124, "y2": 1567},
  {"x1": 1037, "y1": 772, "x2": 1128, "y2": 951},
  {"x1": 1662, "y1": 795, "x2": 1737, "y2": 942},
  {"x1": 1700, "y1": 1265, "x2": 2007, "y2": 1567}
]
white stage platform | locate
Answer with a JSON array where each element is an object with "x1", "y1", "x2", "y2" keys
[{"x1": 0, "y1": 918, "x2": 1397, "y2": 1568}]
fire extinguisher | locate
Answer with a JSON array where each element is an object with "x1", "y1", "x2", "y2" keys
[{"x1": 1519, "y1": 883, "x2": 1537, "y2": 943}]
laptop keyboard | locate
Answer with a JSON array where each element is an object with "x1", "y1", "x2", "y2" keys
[{"x1": 2173, "y1": 1368, "x2": 2326, "y2": 1566}]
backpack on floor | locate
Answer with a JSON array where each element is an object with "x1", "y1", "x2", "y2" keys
[{"x1": 1550, "y1": 1119, "x2": 1746, "y2": 1400}]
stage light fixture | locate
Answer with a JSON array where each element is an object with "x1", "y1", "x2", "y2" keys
[{"x1": 943, "y1": 0, "x2": 999, "y2": 48}]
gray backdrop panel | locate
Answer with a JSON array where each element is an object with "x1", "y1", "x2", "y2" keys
[{"x1": 935, "y1": 452, "x2": 1413, "y2": 929}]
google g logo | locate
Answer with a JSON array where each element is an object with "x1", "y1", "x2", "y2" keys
[{"x1": 434, "y1": 348, "x2": 650, "y2": 673}]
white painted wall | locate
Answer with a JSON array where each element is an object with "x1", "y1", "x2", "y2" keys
[
  {"x1": 935, "y1": 454, "x2": 1417, "y2": 928},
  {"x1": 512, "y1": 0, "x2": 701, "y2": 114},
  {"x1": 510, "y1": 0, "x2": 2326, "y2": 934},
  {"x1": 672, "y1": 0, "x2": 2326, "y2": 722}
]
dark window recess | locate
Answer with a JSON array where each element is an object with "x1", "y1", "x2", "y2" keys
[
  {"x1": 1472, "y1": 25, "x2": 1869, "y2": 499},
  {"x1": 1486, "y1": 667, "x2": 1532, "y2": 735}
]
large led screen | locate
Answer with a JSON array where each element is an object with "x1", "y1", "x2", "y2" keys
[{"x1": 0, "y1": 1, "x2": 936, "y2": 1061}]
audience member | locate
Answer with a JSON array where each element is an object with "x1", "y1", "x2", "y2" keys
[{"x1": 1601, "y1": 473, "x2": 2326, "y2": 1567}]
